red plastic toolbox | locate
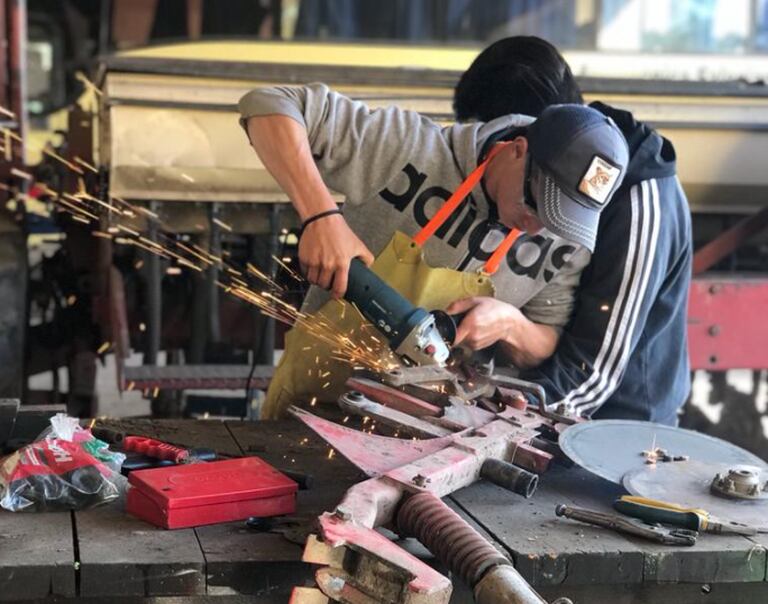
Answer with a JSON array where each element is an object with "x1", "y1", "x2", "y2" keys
[{"x1": 126, "y1": 457, "x2": 297, "y2": 529}]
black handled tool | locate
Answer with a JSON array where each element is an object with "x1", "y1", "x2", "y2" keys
[
  {"x1": 344, "y1": 258, "x2": 450, "y2": 366},
  {"x1": 555, "y1": 504, "x2": 698, "y2": 546}
]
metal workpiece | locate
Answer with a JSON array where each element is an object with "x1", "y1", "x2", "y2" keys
[
  {"x1": 397, "y1": 492, "x2": 548, "y2": 604},
  {"x1": 304, "y1": 512, "x2": 453, "y2": 604},
  {"x1": 397, "y1": 492, "x2": 508, "y2": 587},
  {"x1": 711, "y1": 466, "x2": 768, "y2": 500},
  {"x1": 473, "y1": 566, "x2": 553, "y2": 604},
  {"x1": 338, "y1": 391, "x2": 452, "y2": 439},
  {"x1": 559, "y1": 420, "x2": 768, "y2": 484},
  {"x1": 291, "y1": 368, "x2": 570, "y2": 603},
  {"x1": 480, "y1": 458, "x2": 538, "y2": 498},
  {"x1": 624, "y1": 460, "x2": 768, "y2": 527}
]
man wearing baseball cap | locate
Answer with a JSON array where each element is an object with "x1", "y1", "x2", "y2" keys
[
  {"x1": 454, "y1": 36, "x2": 693, "y2": 426},
  {"x1": 239, "y1": 82, "x2": 629, "y2": 418}
]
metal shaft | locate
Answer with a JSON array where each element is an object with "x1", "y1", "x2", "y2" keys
[{"x1": 481, "y1": 458, "x2": 539, "y2": 498}]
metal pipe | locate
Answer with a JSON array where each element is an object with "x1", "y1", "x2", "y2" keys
[
  {"x1": 480, "y1": 458, "x2": 539, "y2": 498},
  {"x1": 145, "y1": 201, "x2": 161, "y2": 365},
  {"x1": 263, "y1": 203, "x2": 280, "y2": 362},
  {"x1": 188, "y1": 231, "x2": 208, "y2": 363},
  {"x1": 475, "y1": 566, "x2": 567, "y2": 604},
  {"x1": 207, "y1": 203, "x2": 221, "y2": 344}
]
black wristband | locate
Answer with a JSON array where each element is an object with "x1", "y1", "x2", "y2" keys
[{"x1": 299, "y1": 208, "x2": 342, "y2": 236}]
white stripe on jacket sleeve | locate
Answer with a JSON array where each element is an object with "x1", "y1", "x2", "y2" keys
[{"x1": 553, "y1": 179, "x2": 660, "y2": 414}]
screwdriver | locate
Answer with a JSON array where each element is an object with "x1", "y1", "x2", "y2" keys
[{"x1": 614, "y1": 496, "x2": 764, "y2": 536}]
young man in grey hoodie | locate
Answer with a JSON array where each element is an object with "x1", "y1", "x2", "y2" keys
[{"x1": 238, "y1": 81, "x2": 629, "y2": 385}]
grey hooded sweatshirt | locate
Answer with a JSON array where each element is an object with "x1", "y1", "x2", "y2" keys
[{"x1": 239, "y1": 83, "x2": 591, "y2": 328}]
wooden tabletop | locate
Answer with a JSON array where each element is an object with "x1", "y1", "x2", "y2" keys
[{"x1": 1, "y1": 418, "x2": 767, "y2": 603}]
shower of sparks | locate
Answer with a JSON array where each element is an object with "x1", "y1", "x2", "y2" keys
[{"x1": 0, "y1": 96, "x2": 402, "y2": 376}]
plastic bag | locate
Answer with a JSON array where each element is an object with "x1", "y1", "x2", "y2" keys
[{"x1": 0, "y1": 414, "x2": 125, "y2": 512}]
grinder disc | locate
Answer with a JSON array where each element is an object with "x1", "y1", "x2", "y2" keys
[
  {"x1": 623, "y1": 461, "x2": 768, "y2": 526},
  {"x1": 559, "y1": 420, "x2": 768, "y2": 484}
]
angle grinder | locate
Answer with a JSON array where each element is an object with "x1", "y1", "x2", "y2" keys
[{"x1": 344, "y1": 258, "x2": 457, "y2": 367}]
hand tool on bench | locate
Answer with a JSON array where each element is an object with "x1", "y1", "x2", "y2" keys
[
  {"x1": 289, "y1": 371, "x2": 579, "y2": 604},
  {"x1": 614, "y1": 495, "x2": 768, "y2": 535},
  {"x1": 555, "y1": 504, "x2": 698, "y2": 546},
  {"x1": 90, "y1": 426, "x2": 216, "y2": 471}
]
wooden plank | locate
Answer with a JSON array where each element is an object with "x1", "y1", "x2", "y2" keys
[
  {"x1": 0, "y1": 510, "x2": 75, "y2": 600},
  {"x1": 554, "y1": 468, "x2": 764, "y2": 584},
  {"x1": 226, "y1": 420, "x2": 366, "y2": 515},
  {"x1": 451, "y1": 468, "x2": 645, "y2": 587},
  {"x1": 8, "y1": 404, "x2": 66, "y2": 446},
  {"x1": 76, "y1": 500, "x2": 205, "y2": 597},
  {"x1": 454, "y1": 466, "x2": 765, "y2": 588},
  {"x1": 537, "y1": 581, "x2": 768, "y2": 604},
  {"x1": 97, "y1": 419, "x2": 243, "y2": 457},
  {"x1": 198, "y1": 525, "x2": 313, "y2": 597},
  {"x1": 188, "y1": 419, "x2": 366, "y2": 597}
]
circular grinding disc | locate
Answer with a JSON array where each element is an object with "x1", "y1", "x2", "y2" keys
[
  {"x1": 623, "y1": 461, "x2": 768, "y2": 526},
  {"x1": 559, "y1": 420, "x2": 768, "y2": 484}
]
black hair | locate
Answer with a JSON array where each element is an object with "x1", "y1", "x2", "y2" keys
[{"x1": 453, "y1": 36, "x2": 583, "y2": 122}]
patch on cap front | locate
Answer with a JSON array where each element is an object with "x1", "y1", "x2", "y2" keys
[{"x1": 578, "y1": 156, "x2": 621, "y2": 205}]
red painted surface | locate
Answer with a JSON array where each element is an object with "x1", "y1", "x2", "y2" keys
[
  {"x1": 126, "y1": 457, "x2": 297, "y2": 529},
  {"x1": 688, "y1": 277, "x2": 768, "y2": 370}
]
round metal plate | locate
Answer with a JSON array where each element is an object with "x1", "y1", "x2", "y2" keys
[
  {"x1": 623, "y1": 461, "x2": 768, "y2": 526},
  {"x1": 559, "y1": 420, "x2": 768, "y2": 484}
]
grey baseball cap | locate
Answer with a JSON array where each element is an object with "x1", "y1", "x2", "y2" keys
[{"x1": 526, "y1": 104, "x2": 629, "y2": 252}]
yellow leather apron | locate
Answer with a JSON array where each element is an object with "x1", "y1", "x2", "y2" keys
[{"x1": 262, "y1": 143, "x2": 520, "y2": 419}]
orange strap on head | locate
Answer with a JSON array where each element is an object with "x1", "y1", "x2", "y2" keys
[{"x1": 412, "y1": 141, "x2": 513, "y2": 247}]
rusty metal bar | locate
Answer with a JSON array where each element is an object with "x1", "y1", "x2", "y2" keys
[{"x1": 692, "y1": 206, "x2": 768, "y2": 274}]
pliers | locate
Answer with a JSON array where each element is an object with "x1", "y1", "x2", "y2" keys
[{"x1": 555, "y1": 504, "x2": 698, "y2": 546}]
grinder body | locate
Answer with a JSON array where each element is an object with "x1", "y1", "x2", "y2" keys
[{"x1": 344, "y1": 259, "x2": 450, "y2": 366}]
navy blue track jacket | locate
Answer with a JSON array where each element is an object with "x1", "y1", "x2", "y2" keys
[{"x1": 520, "y1": 102, "x2": 693, "y2": 425}]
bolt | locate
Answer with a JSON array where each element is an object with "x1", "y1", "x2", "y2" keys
[
  {"x1": 709, "y1": 284, "x2": 721, "y2": 295},
  {"x1": 349, "y1": 391, "x2": 363, "y2": 400},
  {"x1": 412, "y1": 474, "x2": 430, "y2": 487},
  {"x1": 708, "y1": 325, "x2": 720, "y2": 337}
]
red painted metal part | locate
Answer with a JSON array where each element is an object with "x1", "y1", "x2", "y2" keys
[
  {"x1": 693, "y1": 207, "x2": 768, "y2": 275},
  {"x1": 290, "y1": 407, "x2": 456, "y2": 477},
  {"x1": 290, "y1": 372, "x2": 558, "y2": 604},
  {"x1": 688, "y1": 276, "x2": 768, "y2": 370},
  {"x1": 318, "y1": 512, "x2": 451, "y2": 596},
  {"x1": 346, "y1": 377, "x2": 442, "y2": 417}
]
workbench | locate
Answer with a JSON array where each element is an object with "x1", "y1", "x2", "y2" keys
[{"x1": 2, "y1": 418, "x2": 767, "y2": 604}]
